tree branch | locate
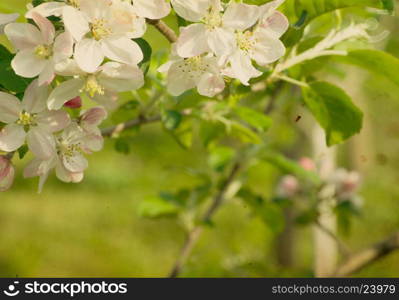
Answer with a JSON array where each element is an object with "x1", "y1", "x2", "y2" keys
[
  {"x1": 333, "y1": 232, "x2": 399, "y2": 277},
  {"x1": 101, "y1": 115, "x2": 161, "y2": 137},
  {"x1": 169, "y1": 162, "x2": 242, "y2": 278},
  {"x1": 314, "y1": 220, "x2": 351, "y2": 258},
  {"x1": 146, "y1": 19, "x2": 178, "y2": 43}
]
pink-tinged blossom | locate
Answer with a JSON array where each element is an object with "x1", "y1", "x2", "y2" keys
[
  {"x1": 48, "y1": 59, "x2": 144, "y2": 110},
  {"x1": 79, "y1": 107, "x2": 107, "y2": 152},
  {"x1": 299, "y1": 157, "x2": 316, "y2": 171},
  {"x1": 24, "y1": 122, "x2": 104, "y2": 192},
  {"x1": 62, "y1": 0, "x2": 144, "y2": 73},
  {"x1": 159, "y1": 46, "x2": 225, "y2": 97},
  {"x1": 0, "y1": 156, "x2": 15, "y2": 192},
  {"x1": 174, "y1": 0, "x2": 259, "y2": 58},
  {"x1": 276, "y1": 175, "x2": 299, "y2": 198},
  {"x1": 0, "y1": 13, "x2": 19, "y2": 34},
  {"x1": 221, "y1": 1, "x2": 287, "y2": 86},
  {"x1": 330, "y1": 169, "x2": 361, "y2": 200},
  {"x1": 0, "y1": 80, "x2": 70, "y2": 159},
  {"x1": 5, "y1": 12, "x2": 73, "y2": 85}
]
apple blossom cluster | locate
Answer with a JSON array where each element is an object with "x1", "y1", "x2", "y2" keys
[
  {"x1": 0, "y1": 0, "x2": 290, "y2": 192},
  {"x1": 276, "y1": 157, "x2": 362, "y2": 207},
  {"x1": 160, "y1": 0, "x2": 288, "y2": 97}
]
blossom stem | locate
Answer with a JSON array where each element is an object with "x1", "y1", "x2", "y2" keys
[
  {"x1": 101, "y1": 115, "x2": 162, "y2": 138},
  {"x1": 146, "y1": 19, "x2": 178, "y2": 43}
]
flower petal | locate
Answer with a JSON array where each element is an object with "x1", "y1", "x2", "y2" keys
[
  {"x1": 176, "y1": 24, "x2": 209, "y2": 58},
  {"x1": 0, "y1": 124, "x2": 26, "y2": 152},
  {"x1": 62, "y1": 5, "x2": 89, "y2": 41},
  {"x1": 25, "y1": 2, "x2": 66, "y2": 18},
  {"x1": 207, "y1": 27, "x2": 235, "y2": 57},
  {"x1": 197, "y1": 73, "x2": 225, "y2": 97},
  {"x1": 259, "y1": 11, "x2": 289, "y2": 39},
  {"x1": 101, "y1": 37, "x2": 143, "y2": 66},
  {"x1": 38, "y1": 61, "x2": 56, "y2": 86},
  {"x1": 11, "y1": 49, "x2": 47, "y2": 78},
  {"x1": 74, "y1": 38, "x2": 104, "y2": 73},
  {"x1": 4, "y1": 22, "x2": 43, "y2": 50},
  {"x1": 228, "y1": 50, "x2": 262, "y2": 85},
  {"x1": 223, "y1": 2, "x2": 260, "y2": 31},
  {"x1": 56, "y1": 161, "x2": 84, "y2": 183},
  {"x1": 0, "y1": 13, "x2": 19, "y2": 35},
  {"x1": 36, "y1": 110, "x2": 71, "y2": 133},
  {"x1": 167, "y1": 60, "x2": 197, "y2": 96},
  {"x1": 27, "y1": 126, "x2": 56, "y2": 159},
  {"x1": 81, "y1": 107, "x2": 108, "y2": 127},
  {"x1": 47, "y1": 78, "x2": 83, "y2": 110},
  {"x1": 22, "y1": 79, "x2": 49, "y2": 114},
  {"x1": 251, "y1": 31, "x2": 286, "y2": 65},
  {"x1": 171, "y1": 0, "x2": 210, "y2": 22},
  {"x1": 62, "y1": 153, "x2": 88, "y2": 173},
  {"x1": 31, "y1": 12, "x2": 55, "y2": 45},
  {"x1": 133, "y1": 0, "x2": 171, "y2": 19},
  {"x1": 0, "y1": 92, "x2": 22, "y2": 123},
  {"x1": 79, "y1": 0, "x2": 112, "y2": 20},
  {"x1": 98, "y1": 62, "x2": 144, "y2": 92},
  {"x1": 53, "y1": 31, "x2": 74, "y2": 62}
]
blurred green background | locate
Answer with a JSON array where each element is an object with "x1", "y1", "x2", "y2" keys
[{"x1": 0, "y1": 1, "x2": 399, "y2": 277}]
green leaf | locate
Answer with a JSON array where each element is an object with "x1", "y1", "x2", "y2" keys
[
  {"x1": 339, "y1": 50, "x2": 399, "y2": 88},
  {"x1": 138, "y1": 197, "x2": 180, "y2": 218},
  {"x1": 233, "y1": 106, "x2": 273, "y2": 132},
  {"x1": 238, "y1": 189, "x2": 285, "y2": 233},
  {"x1": 163, "y1": 110, "x2": 182, "y2": 131},
  {"x1": 230, "y1": 122, "x2": 262, "y2": 144},
  {"x1": 303, "y1": 81, "x2": 363, "y2": 146},
  {"x1": 134, "y1": 38, "x2": 152, "y2": 75},
  {"x1": 381, "y1": 0, "x2": 395, "y2": 12},
  {"x1": 115, "y1": 137, "x2": 131, "y2": 155},
  {"x1": 263, "y1": 152, "x2": 321, "y2": 185},
  {"x1": 208, "y1": 146, "x2": 235, "y2": 172},
  {"x1": 18, "y1": 145, "x2": 29, "y2": 160},
  {"x1": 282, "y1": 0, "x2": 384, "y2": 27},
  {"x1": 0, "y1": 60, "x2": 33, "y2": 93}
]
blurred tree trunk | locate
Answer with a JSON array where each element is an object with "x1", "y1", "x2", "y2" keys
[{"x1": 312, "y1": 126, "x2": 338, "y2": 277}]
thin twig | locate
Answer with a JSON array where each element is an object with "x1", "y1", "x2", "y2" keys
[
  {"x1": 169, "y1": 162, "x2": 242, "y2": 278},
  {"x1": 146, "y1": 19, "x2": 178, "y2": 43},
  {"x1": 101, "y1": 115, "x2": 161, "y2": 138},
  {"x1": 314, "y1": 220, "x2": 351, "y2": 258},
  {"x1": 333, "y1": 232, "x2": 399, "y2": 277}
]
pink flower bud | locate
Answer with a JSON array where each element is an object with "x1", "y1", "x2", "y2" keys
[
  {"x1": 0, "y1": 156, "x2": 15, "y2": 192},
  {"x1": 277, "y1": 175, "x2": 299, "y2": 198},
  {"x1": 299, "y1": 157, "x2": 316, "y2": 171},
  {"x1": 331, "y1": 169, "x2": 361, "y2": 200},
  {"x1": 64, "y1": 96, "x2": 82, "y2": 109},
  {"x1": 81, "y1": 107, "x2": 108, "y2": 126}
]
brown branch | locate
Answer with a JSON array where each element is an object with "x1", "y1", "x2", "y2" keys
[
  {"x1": 169, "y1": 162, "x2": 242, "y2": 278},
  {"x1": 146, "y1": 19, "x2": 178, "y2": 43},
  {"x1": 315, "y1": 220, "x2": 351, "y2": 258},
  {"x1": 101, "y1": 115, "x2": 161, "y2": 137},
  {"x1": 333, "y1": 232, "x2": 399, "y2": 277}
]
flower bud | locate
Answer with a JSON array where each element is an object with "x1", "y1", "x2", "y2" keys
[
  {"x1": 299, "y1": 157, "x2": 316, "y2": 171},
  {"x1": 277, "y1": 175, "x2": 299, "y2": 198},
  {"x1": 64, "y1": 96, "x2": 82, "y2": 109},
  {"x1": 80, "y1": 107, "x2": 108, "y2": 126},
  {"x1": 0, "y1": 156, "x2": 15, "y2": 192},
  {"x1": 330, "y1": 169, "x2": 361, "y2": 200}
]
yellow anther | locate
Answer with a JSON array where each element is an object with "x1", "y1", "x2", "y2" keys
[
  {"x1": 17, "y1": 112, "x2": 35, "y2": 126},
  {"x1": 90, "y1": 18, "x2": 112, "y2": 40},
  {"x1": 236, "y1": 31, "x2": 255, "y2": 52},
  {"x1": 34, "y1": 45, "x2": 53, "y2": 59},
  {"x1": 82, "y1": 76, "x2": 105, "y2": 98}
]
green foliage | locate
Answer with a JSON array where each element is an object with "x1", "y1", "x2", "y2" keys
[
  {"x1": 0, "y1": 45, "x2": 32, "y2": 93},
  {"x1": 138, "y1": 196, "x2": 180, "y2": 218},
  {"x1": 303, "y1": 81, "x2": 363, "y2": 146},
  {"x1": 340, "y1": 50, "x2": 399, "y2": 89},
  {"x1": 238, "y1": 189, "x2": 285, "y2": 233}
]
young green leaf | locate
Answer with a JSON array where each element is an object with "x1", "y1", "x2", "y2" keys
[{"x1": 303, "y1": 81, "x2": 363, "y2": 146}]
